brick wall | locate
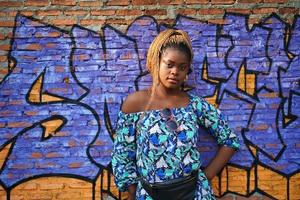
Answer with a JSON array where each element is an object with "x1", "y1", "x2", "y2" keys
[{"x1": 0, "y1": 0, "x2": 300, "y2": 200}]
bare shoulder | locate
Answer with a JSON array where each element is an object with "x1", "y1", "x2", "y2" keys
[{"x1": 121, "y1": 90, "x2": 149, "y2": 114}]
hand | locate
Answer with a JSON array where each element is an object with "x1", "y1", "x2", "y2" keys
[
  {"x1": 203, "y1": 169, "x2": 214, "y2": 181},
  {"x1": 204, "y1": 146, "x2": 236, "y2": 181},
  {"x1": 126, "y1": 193, "x2": 135, "y2": 200},
  {"x1": 126, "y1": 184, "x2": 136, "y2": 200}
]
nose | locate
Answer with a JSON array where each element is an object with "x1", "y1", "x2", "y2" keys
[{"x1": 170, "y1": 66, "x2": 179, "y2": 75}]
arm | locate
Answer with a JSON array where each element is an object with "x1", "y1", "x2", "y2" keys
[
  {"x1": 112, "y1": 92, "x2": 146, "y2": 199},
  {"x1": 196, "y1": 97, "x2": 239, "y2": 180},
  {"x1": 204, "y1": 146, "x2": 235, "y2": 181},
  {"x1": 111, "y1": 112, "x2": 138, "y2": 196}
]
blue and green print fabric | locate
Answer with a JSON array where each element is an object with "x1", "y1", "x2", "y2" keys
[{"x1": 112, "y1": 93, "x2": 240, "y2": 200}]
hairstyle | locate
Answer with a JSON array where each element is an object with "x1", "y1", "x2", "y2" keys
[
  {"x1": 143, "y1": 29, "x2": 194, "y2": 111},
  {"x1": 146, "y1": 29, "x2": 194, "y2": 91}
]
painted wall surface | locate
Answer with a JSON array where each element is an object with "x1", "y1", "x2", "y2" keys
[{"x1": 0, "y1": 11, "x2": 299, "y2": 200}]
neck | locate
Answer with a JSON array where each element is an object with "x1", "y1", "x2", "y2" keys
[{"x1": 152, "y1": 84, "x2": 182, "y2": 98}]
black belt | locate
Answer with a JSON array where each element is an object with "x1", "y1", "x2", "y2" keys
[{"x1": 140, "y1": 171, "x2": 198, "y2": 200}]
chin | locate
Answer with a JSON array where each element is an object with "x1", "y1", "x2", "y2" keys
[{"x1": 166, "y1": 85, "x2": 181, "y2": 90}]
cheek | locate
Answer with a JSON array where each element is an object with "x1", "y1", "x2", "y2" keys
[{"x1": 159, "y1": 66, "x2": 169, "y2": 76}]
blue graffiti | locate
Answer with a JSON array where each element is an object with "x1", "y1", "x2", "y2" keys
[{"x1": 0, "y1": 12, "x2": 299, "y2": 199}]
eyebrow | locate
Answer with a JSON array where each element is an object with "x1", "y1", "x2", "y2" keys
[{"x1": 163, "y1": 59, "x2": 188, "y2": 65}]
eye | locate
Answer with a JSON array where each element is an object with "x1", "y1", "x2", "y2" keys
[
  {"x1": 166, "y1": 63, "x2": 173, "y2": 68},
  {"x1": 179, "y1": 65, "x2": 187, "y2": 71}
]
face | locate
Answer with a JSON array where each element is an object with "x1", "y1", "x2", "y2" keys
[{"x1": 158, "y1": 48, "x2": 190, "y2": 90}]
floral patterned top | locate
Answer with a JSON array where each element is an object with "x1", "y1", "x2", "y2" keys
[{"x1": 112, "y1": 93, "x2": 239, "y2": 199}]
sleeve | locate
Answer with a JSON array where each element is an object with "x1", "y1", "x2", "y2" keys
[
  {"x1": 195, "y1": 96, "x2": 240, "y2": 150},
  {"x1": 111, "y1": 111, "x2": 139, "y2": 192}
]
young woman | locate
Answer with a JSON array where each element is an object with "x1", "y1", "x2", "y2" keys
[{"x1": 112, "y1": 29, "x2": 239, "y2": 200}]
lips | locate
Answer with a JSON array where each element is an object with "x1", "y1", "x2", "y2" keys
[{"x1": 167, "y1": 78, "x2": 179, "y2": 84}]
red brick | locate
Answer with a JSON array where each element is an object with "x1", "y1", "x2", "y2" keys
[
  {"x1": 49, "y1": 32, "x2": 62, "y2": 37},
  {"x1": 64, "y1": 10, "x2": 87, "y2": 16},
  {"x1": 226, "y1": 8, "x2": 252, "y2": 15},
  {"x1": 208, "y1": 18, "x2": 230, "y2": 25},
  {"x1": 93, "y1": 140, "x2": 104, "y2": 146},
  {"x1": 0, "y1": 110, "x2": 15, "y2": 117},
  {"x1": 0, "y1": 68, "x2": 8, "y2": 76},
  {"x1": 0, "y1": 20, "x2": 15, "y2": 27},
  {"x1": 17, "y1": 182, "x2": 38, "y2": 190},
  {"x1": 0, "y1": 12, "x2": 8, "y2": 17},
  {"x1": 0, "y1": 11, "x2": 17, "y2": 17},
  {"x1": 144, "y1": 9, "x2": 167, "y2": 15},
  {"x1": 91, "y1": 10, "x2": 116, "y2": 16},
  {"x1": 54, "y1": 66, "x2": 65, "y2": 72},
  {"x1": 279, "y1": 7, "x2": 299, "y2": 15},
  {"x1": 132, "y1": 0, "x2": 156, "y2": 5},
  {"x1": 263, "y1": 0, "x2": 287, "y2": 3},
  {"x1": 80, "y1": 19, "x2": 105, "y2": 26},
  {"x1": 20, "y1": 11, "x2": 35, "y2": 17},
  {"x1": 25, "y1": 0, "x2": 49, "y2": 6},
  {"x1": 7, "y1": 33, "x2": 13, "y2": 40},
  {"x1": 185, "y1": 0, "x2": 208, "y2": 4},
  {"x1": 106, "y1": 0, "x2": 130, "y2": 6},
  {"x1": 55, "y1": 131, "x2": 69, "y2": 137},
  {"x1": 36, "y1": 162, "x2": 58, "y2": 169},
  {"x1": 116, "y1": 9, "x2": 143, "y2": 16},
  {"x1": 177, "y1": 9, "x2": 197, "y2": 15},
  {"x1": 40, "y1": 183, "x2": 64, "y2": 190},
  {"x1": 198, "y1": 8, "x2": 224, "y2": 15},
  {"x1": 37, "y1": 10, "x2": 62, "y2": 16},
  {"x1": 68, "y1": 162, "x2": 83, "y2": 168},
  {"x1": 8, "y1": 122, "x2": 32, "y2": 128},
  {"x1": 10, "y1": 163, "x2": 34, "y2": 169},
  {"x1": 78, "y1": 1, "x2": 102, "y2": 6},
  {"x1": 31, "y1": 152, "x2": 43, "y2": 159},
  {"x1": 0, "y1": 44, "x2": 10, "y2": 51},
  {"x1": 51, "y1": 0, "x2": 76, "y2": 6},
  {"x1": 157, "y1": 18, "x2": 174, "y2": 24},
  {"x1": 252, "y1": 7, "x2": 278, "y2": 14},
  {"x1": 157, "y1": 0, "x2": 184, "y2": 5},
  {"x1": 211, "y1": 0, "x2": 235, "y2": 4},
  {"x1": 255, "y1": 124, "x2": 268, "y2": 131},
  {"x1": 68, "y1": 139, "x2": 77, "y2": 147},
  {"x1": 0, "y1": 55, "x2": 7, "y2": 61},
  {"x1": 238, "y1": 0, "x2": 262, "y2": 2},
  {"x1": 35, "y1": 31, "x2": 62, "y2": 38},
  {"x1": 69, "y1": 180, "x2": 92, "y2": 189},
  {"x1": 51, "y1": 18, "x2": 76, "y2": 26},
  {"x1": 46, "y1": 152, "x2": 62, "y2": 158},
  {"x1": 0, "y1": 33, "x2": 7, "y2": 40},
  {"x1": 24, "y1": 111, "x2": 38, "y2": 116},
  {"x1": 0, "y1": 1, "x2": 23, "y2": 7},
  {"x1": 266, "y1": 143, "x2": 279, "y2": 148},
  {"x1": 105, "y1": 19, "x2": 131, "y2": 25},
  {"x1": 56, "y1": 192, "x2": 81, "y2": 199},
  {"x1": 26, "y1": 44, "x2": 43, "y2": 51}
]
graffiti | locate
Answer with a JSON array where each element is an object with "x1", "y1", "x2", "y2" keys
[{"x1": 0, "y1": 12, "x2": 299, "y2": 200}]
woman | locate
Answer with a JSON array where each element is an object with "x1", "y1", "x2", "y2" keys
[{"x1": 112, "y1": 29, "x2": 239, "y2": 200}]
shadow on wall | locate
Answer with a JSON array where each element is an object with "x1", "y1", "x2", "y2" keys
[{"x1": 0, "y1": 12, "x2": 299, "y2": 200}]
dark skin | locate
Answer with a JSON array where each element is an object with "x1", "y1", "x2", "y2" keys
[{"x1": 122, "y1": 48, "x2": 236, "y2": 200}]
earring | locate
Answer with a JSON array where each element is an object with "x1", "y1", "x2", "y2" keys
[{"x1": 184, "y1": 75, "x2": 189, "y2": 82}]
